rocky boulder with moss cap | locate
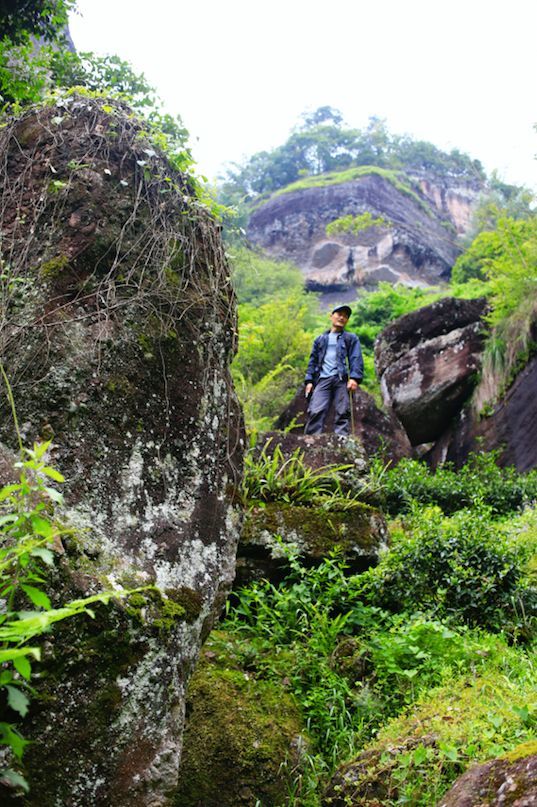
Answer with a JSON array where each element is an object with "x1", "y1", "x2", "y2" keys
[{"x1": 0, "y1": 94, "x2": 243, "y2": 805}]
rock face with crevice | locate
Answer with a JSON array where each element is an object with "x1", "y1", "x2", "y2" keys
[
  {"x1": 0, "y1": 97, "x2": 242, "y2": 805},
  {"x1": 248, "y1": 172, "x2": 481, "y2": 293},
  {"x1": 375, "y1": 297, "x2": 488, "y2": 445}
]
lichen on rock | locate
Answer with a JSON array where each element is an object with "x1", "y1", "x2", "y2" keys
[{"x1": 0, "y1": 95, "x2": 243, "y2": 805}]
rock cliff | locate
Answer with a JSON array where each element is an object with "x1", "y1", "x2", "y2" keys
[
  {"x1": 0, "y1": 96, "x2": 242, "y2": 805},
  {"x1": 374, "y1": 297, "x2": 537, "y2": 471},
  {"x1": 247, "y1": 171, "x2": 481, "y2": 294}
]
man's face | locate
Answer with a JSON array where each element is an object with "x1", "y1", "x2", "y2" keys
[{"x1": 330, "y1": 310, "x2": 349, "y2": 330}]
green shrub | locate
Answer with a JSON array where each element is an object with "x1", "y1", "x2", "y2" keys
[
  {"x1": 358, "y1": 506, "x2": 536, "y2": 633},
  {"x1": 374, "y1": 451, "x2": 537, "y2": 516}
]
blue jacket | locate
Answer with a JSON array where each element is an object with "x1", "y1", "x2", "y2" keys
[{"x1": 305, "y1": 330, "x2": 364, "y2": 385}]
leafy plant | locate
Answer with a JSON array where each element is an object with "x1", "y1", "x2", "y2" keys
[
  {"x1": 240, "y1": 440, "x2": 356, "y2": 507},
  {"x1": 0, "y1": 439, "x2": 124, "y2": 790},
  {"x1": 357, "y1": 504, "x2": 536, "y2": 633}
]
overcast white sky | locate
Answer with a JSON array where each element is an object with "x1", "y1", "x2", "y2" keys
[{"x1": 69, "y1": 0, "x2": 537, "y2": 190}]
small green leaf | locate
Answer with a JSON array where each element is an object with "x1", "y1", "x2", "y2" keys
[
  {"x1": 30, "y1": 515, "x2": 53, "y2": 538},
  {"x1": 13, "y1": 656, "x2": 31, "y2": 680},
  {"x1": 0, "y1": 484, "x2": 21, "y2": 501},
  {"x1": 413, "y1": 745, "x2": 427, "y2": 765},
  {"x1": 439, "y1": 742, "x2": 459, "y2": 761},
  {"x1": 44, "y1": 487, "x2": 63, "y2": 503},
  {"x1": 6, "y1": 685, "x2": 29, "y2": 717},
  {"x1": 42, "y1": 466, "x2": 65, "y2": 483},
  {"x1": 0, "y1": 768, "x2": 29, "y2": 792},
  {"x1": 21, "y1": 585, "x2": 51, "y2": 610},
  {"x1": 0, "y1": 647, "x2": 40, "y2": 664},
  {"x1": 0, "y1": 722, "x2": 29, "y2": 759},
  {"x1": 30, "y1": 547, "x2": 54, "y2": 565}
]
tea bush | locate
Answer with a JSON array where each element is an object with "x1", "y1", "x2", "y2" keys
[
  {"x1": 374, "y1": 450, "x2": 537, "y2": 516},
  {"x1": 357, "y1": 505, "x2": 536, "y2": 634}
]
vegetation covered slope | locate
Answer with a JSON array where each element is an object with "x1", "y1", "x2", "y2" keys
[{"x1": 191, "y1": 450, "x2": 537, "y2": 805}]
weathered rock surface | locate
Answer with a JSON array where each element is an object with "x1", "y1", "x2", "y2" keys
[
  {"x1": 438, "y1": 744, "x2": 537, "y2": 806},
  {"x1": 375, "y1": 297, "x2": 488, "y2": 445},
  {"x1": 0, "y1": 97, "x2": 242, "y2": 805},
  {"x1": 427, "y1": 348, "x2": 537, "y2": 473},
  {"x1": 236, "y1": 433, "x2": 388, "y2": 585},
  {"x1": 274, "y1": 386, "x2": 413, "y2": 463},
  {"x1": 411, "y1": 170, "x2": 480, "y2": 234},
  {"x1": 248, "y1": 172, "x2": 480, "y2": 293}
]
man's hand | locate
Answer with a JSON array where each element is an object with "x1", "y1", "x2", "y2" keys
[
  {"x1": 305, "y1": 383, "x2": 313, "y2": 398},
  {"x1": 347, "y1": 379, "x2": 359, "y2": 392}
]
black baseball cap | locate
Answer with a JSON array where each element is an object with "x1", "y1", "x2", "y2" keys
[{"x1": 332, "y1": 305, "x2": 352, "y2": 317}]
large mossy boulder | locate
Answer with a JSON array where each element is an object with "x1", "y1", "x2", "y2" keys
[
  {"x1": 174, "y1": 631, "x2": 305, "y2": 806},
  {"x1": 0, "y1": 97, "x2": 243, "y2": 804}
]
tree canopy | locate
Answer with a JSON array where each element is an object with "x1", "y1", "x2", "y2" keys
[
  {"x1": 0, "y1": 0, "x2": 74, "y2": 44},
  {"x1": 219, "y1": 109, "x2": 487, "y2": 207}
]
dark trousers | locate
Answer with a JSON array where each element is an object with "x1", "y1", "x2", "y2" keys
[{"x1": 305, "y1": 375, "x2": 351, "y2": 435}]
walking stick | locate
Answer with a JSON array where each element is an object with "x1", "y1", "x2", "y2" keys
[{"x1": 349, "y1": 388, "x2": 355, "y2": 436}]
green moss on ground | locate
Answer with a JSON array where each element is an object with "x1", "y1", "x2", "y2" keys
[
  {"x1": 174, "y1": 630, "x2": 305, "y2": 807},
  {"x1": 324, "y1": 665, "x2": 537, "y2": 806}
]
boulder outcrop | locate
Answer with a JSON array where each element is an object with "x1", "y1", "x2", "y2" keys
[
  {"x1": 438, "y1": 744, "x2": 537, "y2": 806},
  {"x1": 0, "y1": 97, "x2": 242, "y2": 805},
  {"x1": 248, "y1": 171, "x2": 480, "y2": 294},
  {"x1": 375, "y1": 297, "x2": 488, "y2": 445},
  {"x1": 236, "y1": 433, "x2": 388, "y2": 585},
  {"x1": 274, "y1": 386, "x2": 413, "y2": 463}
]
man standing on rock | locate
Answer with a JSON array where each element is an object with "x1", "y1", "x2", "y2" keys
[{"x1": 304, "y1": 305, "x2": 363, "y2": 435}]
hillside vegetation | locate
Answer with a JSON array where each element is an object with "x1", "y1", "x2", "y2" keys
[
  {"x1": 0, "y1": 6, "x2": 536, "y2": 805},
  {"x1": 220, "y1": 107, "x2": 487, "y2": 210}
]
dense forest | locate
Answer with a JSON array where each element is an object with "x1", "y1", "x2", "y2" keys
[{"x1": 0, "y1": 2, "x2": 535, "y2": 805}]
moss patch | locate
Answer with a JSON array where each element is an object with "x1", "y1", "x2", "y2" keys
[
  {"x1": 242, "y1": 501, "x2": 381, "y2": 557},
  {"x1": 38, "y1": 254, "x2": 69, "y2": 278},
  {"x1": 125, "y1": 586, "x2": 202, "y2": 634},
  {"x1": 174, "y1": 630, "x2": 305, "y2": 807}
]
